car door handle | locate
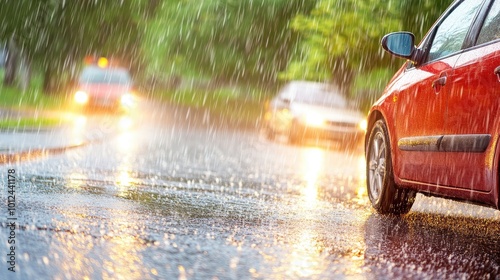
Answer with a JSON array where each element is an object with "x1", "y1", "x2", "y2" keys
[
  {"x1": 432, "y1": 76, "x2": 447, "y2": 93},
  {"x1": 495, "y1": 66, "x2": 500, "y2": 82}
]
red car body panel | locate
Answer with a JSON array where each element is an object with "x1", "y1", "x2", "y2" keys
[
  {"x1": 367, "y1": 4, "x2": 500, "y2": 210},
  {"x1": 392, "y1": 58, "x2": 457, "y2": 186},
  {"x1": 445, "y1": 42, "x2": 500, "y2": 193},
  {"x1": 76, "y1": 66, "x2": 133, "y2": 109},
  {"x1": 79, "y1": 84, "x2": 130, "y2": 100}
]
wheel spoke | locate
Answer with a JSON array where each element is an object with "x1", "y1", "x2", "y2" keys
[
  {"x1": 369, "y1": 170, "x2": 377, "y2": 193},
  {"x1": 368, "y1": 131, "x2": 388, "y2": 202},
  {"x1": 373, "y1": 137, "x2": 380, "y2": 160},
  {"x1": 376, "y1": 172, "x2": 383, "y2": 194},
  {"x1": 378, "y1": 158, "x2": 386, "y2": 174},
  {"x1": 378, "y1": 138, "x2": 385, "y2": 160}
]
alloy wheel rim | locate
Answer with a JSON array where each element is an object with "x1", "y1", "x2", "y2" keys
[{"x1": 368, "y1": 131, "x2": 386, "y2": 202}]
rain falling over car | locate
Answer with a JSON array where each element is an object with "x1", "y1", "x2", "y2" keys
[
  {"x1": 264, "y1": 81, "x2": 366, "y2": 147},
  {"x1": 74, "y1": 64, "x2": 136, "y2": 112},
  {"x1": 366, "y1": 0, "x2": 500, "y2": 215},
  {"x1": 0, "y1": 0, "x2": 499, "y2": 279}
]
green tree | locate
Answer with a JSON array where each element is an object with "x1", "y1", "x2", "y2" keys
[
  {"x1": 401, "y1": 0, "x2": 454, "y2": 42},
  {"x1": 280, "y1": 0, "x2": 400, "y2": 93},
  {"x1": 0, "y1": 0, "x2": 149, "y2": 93},
  {"x1": 143, "y1": 0, "x2": 316, "y2": 87},
  {"x1": 280, "y1": 0, "x2": 455, "y2": 110},
  {"x1": 351, "y1": 0, "x2": 454, "y2": 109}
]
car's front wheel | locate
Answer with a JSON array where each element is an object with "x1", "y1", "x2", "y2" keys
[{"x1": 366, "y1": 120, "x2": 415, "y2": 215}]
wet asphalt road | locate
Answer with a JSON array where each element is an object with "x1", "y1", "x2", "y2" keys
[{"x1": 1, "y1": 102, "x2": 500, "y2": 279}]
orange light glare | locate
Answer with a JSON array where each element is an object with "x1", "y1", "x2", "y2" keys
[
  {"x1": 97, "y1": 57, "x2": 109, "y2": 68},
  {"x1": 74, "y1": 91, "x2": 89, "y2": 104},
  {"x1": 120, "y1": 93, "x2": 136, "y2": 108},
  {"x1": 359, "y1": 119, "x2": 368, "y2": 131},
  {"x1": 84, "y1": 56, "x2": 94, "y2": 65},
  {"x1": 119, "y1": 116, "x2": 133, "y2": 130},
  {"x1": 304, "y1": 114, "x2": 324, "y2": 127}
]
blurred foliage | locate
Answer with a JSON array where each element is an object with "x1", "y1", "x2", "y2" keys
[
  {"x1": 401, "y1": 0, "x2": 454, "y2": 42},
  {"x1": 281, "y1": 0, "x2": 453, "y2": 98},
  {"x1": 0, "y1": 118, "x2": 61, "y2": 130},
  {"x1": 280, "y1": 0, "x2": 401, "y2": 90},
  {"x1": 160, "y1": 86, "x2": 265, "y2": 126},
  {"x1": 0, "y1": 0, "x2": 453, "y2": 103},
  {"x1": 143, "y1": 0, "x2": 316, "y2": 88},
  {"x1": 0, "y1": 69, "x2": 65, "y2": 109},
  {"x1": 0, "y1": 0, "x2": 150, "y2": 93},
  {"x1": 352, "y1": 68, "x2": 396, "y2": 112}
]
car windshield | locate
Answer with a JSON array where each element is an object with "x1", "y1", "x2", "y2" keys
[
  {"x1": 294, "y1": 91, "x2": 347, "y2": 108},
  {"x1": 79, "y1": 66, "x2": 131, "y2": 85},
  {"x1": 283, "y1": 82, "x2": 347, "y2": 108}
]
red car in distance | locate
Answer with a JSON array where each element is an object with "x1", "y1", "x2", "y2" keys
[
  {"x1": 365, "y1": 0, "x2": 500, "y2": 214},
  {"x1": 73, "y1": 64, "x2": 136, "y2": 112}
]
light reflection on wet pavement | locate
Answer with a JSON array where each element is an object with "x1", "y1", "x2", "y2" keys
[{"x1": 1, "y1": 104, "x2": 499, "y2": 279}]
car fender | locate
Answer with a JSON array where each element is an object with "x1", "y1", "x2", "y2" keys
[
  {"x1": 490, "y1": 124, "x2": 500, "y2": 209},
  {"x1": 366, "y1": 65, "x2": 408, "y2": 185}
]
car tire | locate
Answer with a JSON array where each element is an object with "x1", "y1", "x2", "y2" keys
[{"x1": 366, "y1": 119, "x2": 415, "y2": 215}]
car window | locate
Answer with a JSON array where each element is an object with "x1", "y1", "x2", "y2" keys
[
  {"x1": 477, "y1": 0, "x2": 500, "y2": 45},
  {"x1": 278, "y1": 84, "x2": 295, "y2": 101},
  {"x1": 79, "y1": 67, "x2": 131, "y2": 85},
  {"x1": 276, "y1": 81, "x2": 348, "y2": 108},
  {"x1": 427, "y1": 0, "x2": 483, "y2": 62},
  {"x1": 293, "y1": 90, "x2": 347, "y2": 108}
]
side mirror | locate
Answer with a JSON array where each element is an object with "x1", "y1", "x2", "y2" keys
[{"x1": 381, "y1": 32, "x2": 415, "y2": 60}]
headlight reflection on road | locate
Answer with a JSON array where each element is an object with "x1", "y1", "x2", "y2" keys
[
  {"x1": 278, "y1": 148, "x2": 370, "y2": 278},
  {"x1": 354, "y1": 156, "x2": 369, "y2": 205},
  {"x1": 116, "y1": 169, "x2": 133, "y2": 189},
  {"x1": 67, "y1": 171, "x2": 88, "y2": 190},
  {"x1": 276, "y1": 147, "x2": 328, "y2": 279},
  {"x1": 119, "y1": 116, "x2": 134, "y2": 130},
  {"x1": 301, "y1": 147, "x2": 324, "y2": 208},
  {"x1": 114, "y1": 119, "x2": 138, "y2": 196},
  {"x1": 73, "y1": 115, "x2": 87, "y2": 127},
  {"x1": 106, "y1": 123, "x2": 143, "y2": 280},
  {"x1": 288, "y1": 229, "x2": 326, "y2": 278},
  {"x1": 102, "y1": 233, "x2": 143, "y2": 280},
  {"x1": 117, "y1": 129, "x2": 136, "y2": 152},
  {"x1": 114, "y1": 164, "x2": 136, "y2": 199},
  {"x1": 62, "y1": 113, "x2": 88, "y2": 146}
]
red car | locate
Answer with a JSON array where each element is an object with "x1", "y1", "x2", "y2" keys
[
  {"x1": 366, "y1": 0, "x2": 500, "y2": 214},
  {"x1": 74, "y1": 65, "x2": 136, "y2": 111}
]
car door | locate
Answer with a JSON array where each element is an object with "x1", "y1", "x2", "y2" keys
[
  {"x1": 444, "y1": 0, "x2": 500, "y2": 192},
  {"x1": 394, "y1": 0, "x2": 484, "y2": 186},
  {"x1": 394, "y1": 58, "x2": 453, "y2": 185}
]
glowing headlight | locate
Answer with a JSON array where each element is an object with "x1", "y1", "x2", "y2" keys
[
  {"x1": 264, "y1": 112, "x2": 272, "y2": 121},
  {"x1": 120, "y1": 93, "x2": 135, "y2": 108},
  {"x1": 304, "y1": 114, "x2": 325, "y2": 127},
  {"x1": 119, "y1": 116, "x2": 133, "y2": 130},
  {"x1": 359, "y1": 119, "x2": 368, "y2": 131},
  {"x1": 74, "y1": 91, "x2": 89, "y2": 104}
]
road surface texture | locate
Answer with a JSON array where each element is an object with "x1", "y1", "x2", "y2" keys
[{"x1": 1, "y1": 101, "x2": 499, "y2": 279}]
